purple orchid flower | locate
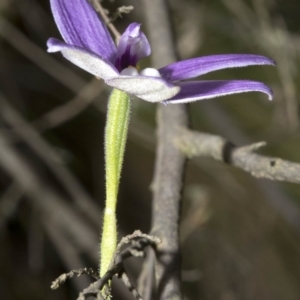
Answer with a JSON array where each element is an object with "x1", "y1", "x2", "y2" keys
[{"x1": 47, "y1": 0, "x2": 275, "y2": 103}]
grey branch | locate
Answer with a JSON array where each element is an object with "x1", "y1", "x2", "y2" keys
[
  {"x1": 140, "y1": 1, "x2": 188, "y2": 300},
  {"x1": 177, "y1": 128, "x2": 300, "y2": 184}
]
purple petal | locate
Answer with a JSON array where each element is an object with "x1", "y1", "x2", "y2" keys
[
  {"x1": 47, "y1": 38, "x2": 119, "y2": 80},
  {"x1": 50, "y1": 0, "x2": 116, "y2": 62},
  {"x1": 105, "y1": 76, "x2": 180, "y2": 102},
  {"x1": 165, "y1": 80, "x2": 273, "y2": 104},
  {"x1": 115, "y1": 23, "x2": 151, "y2": 71},
  {"x1": 159, "y1": 54, "x2": 276, "y2": 81}
]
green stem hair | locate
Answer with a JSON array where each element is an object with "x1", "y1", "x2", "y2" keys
[{"x1": 100, "y1": 89, "x2": 130, "y2": 277}]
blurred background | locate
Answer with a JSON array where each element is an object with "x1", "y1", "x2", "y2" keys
[{"x1": 0, "y1": 0, "x2": 300, "y2": 299}]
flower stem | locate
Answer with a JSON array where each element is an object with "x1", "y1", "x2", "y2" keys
[{"x1": 100, "y1": 89, "x2": 130, "y2": 277}]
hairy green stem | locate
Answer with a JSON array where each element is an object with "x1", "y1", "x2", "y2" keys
[{"x1": 100, "y1": 89, "x2": 130, "y2": 277}]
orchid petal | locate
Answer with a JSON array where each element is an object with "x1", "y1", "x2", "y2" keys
[
  {"x1": 47, "y1": 38, "x2": 119, "y2": 80},
  {"x1": 105, "y1": 76, "x2": 180, "y2": 102},
  {"x1": 115, "y1": 23, "x2": 151, "y2": 71},
  {"x1": 50, "y1": 0, "x2": 116, "y2": 62},
  {"x1": 159, "y1": 54, "x2": 275, "y2": 81},
  {"x1": 165, "y1": 80, "x2": 273, "y2": 104}
]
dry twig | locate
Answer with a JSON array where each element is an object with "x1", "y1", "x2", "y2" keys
[
  {"x1": 110, "y1": 6, "x2": 134, "y2": 22},
  {"x1": 90, "y1": 0, "x2": 121, "y2": 41},
  {"x1": 51, "y1": 268, "x2": 99, "y2": 290},
  {"x1": 51, "y1": 231, "x2": 160, "y2": 300},
  {"x1": 177, "y1": 128, "x2": 300, "y2": 185},
  {"x1": 99, "y1": 231, "x2": 160, "y2": 299}
]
